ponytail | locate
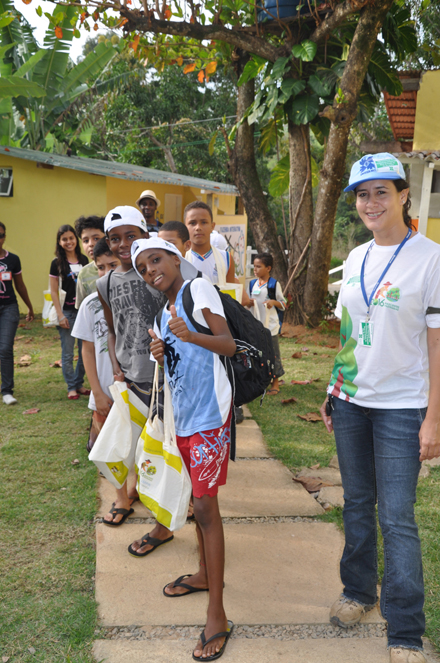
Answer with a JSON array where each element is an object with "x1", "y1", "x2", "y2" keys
[{"x1": 392, "y1": 179, "x2": 414, "y2": 230}]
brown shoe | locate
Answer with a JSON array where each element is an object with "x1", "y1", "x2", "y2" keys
[
  {"x1": 330, "y1": 594, "x2": 375, "y2": 628},
  {"x1": 389, "y1": 648, "x2": 426, "y2": 663}
]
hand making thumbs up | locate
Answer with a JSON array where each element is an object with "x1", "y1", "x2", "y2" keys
[{"x1": 168, "y1": 304, "x2": 192, "y2": 343}]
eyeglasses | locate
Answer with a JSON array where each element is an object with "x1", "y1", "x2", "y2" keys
[{"x1": 0, "y1": 233, "x2": 5, "y2": 238}]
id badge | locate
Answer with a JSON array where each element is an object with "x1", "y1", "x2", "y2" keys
[
  {"x1": 252, "y1": 285, "x2": 261, "y2": 296},
  {"x1": 358, "y1": 321, "x2": 373, "y2": 348},
  {"x1": 0, "y1": 271, "x2": 12, "y2": 281}
]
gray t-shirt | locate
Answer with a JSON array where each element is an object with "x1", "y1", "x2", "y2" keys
[{"x1": 96, "y1": 268, "x2": 165, "y2": 383}]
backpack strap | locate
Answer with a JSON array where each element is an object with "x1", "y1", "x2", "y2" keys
[
  {"x1": 181, "y1": 280, "x2": 236, "y2": 461},
  {"x1": 181, "y1": 280, "x2": 209, "y2": 335},
  {"x1": 249, "y1": 278, "x2": 257, "y2": 295},
  {"x1": 156, "y1": 306, "x2": 165, "y2": 333},
  {"x1": 267, "y1": 276, "x2": 277, "y2": 302},
  {"x1": 106, "y1": 269, "x2": 114, "y2": 306},
  {"x1": 211, "y1": 245, "x2": 227, "y2": 286}
]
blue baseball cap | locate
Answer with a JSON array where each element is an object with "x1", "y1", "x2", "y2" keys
[{"x1": 344, "y1": 153, "x2": 406, "y2": 192}]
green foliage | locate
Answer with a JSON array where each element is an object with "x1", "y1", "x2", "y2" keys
[
  {"x1": 406, "y1": 0, "x2": 440, "y2": 67},
  {"x1": 99, "y1": 61, "x2": 236, "y2": 181},
  {"x1": 0, "y1": 74, "x2": 46, "y2": 98},
  {"x1": 290, "y1": 40, "x2": 318, "y2": 63},
  {"x1": 288, "y1": 93, "x2": 319, "y2": 125},
  {"x1": 268, "y1": 154, "x2": 290, "y2": 197},
  {"x1": 0, "y1": 0, "x2": 119, "y2": 152}
]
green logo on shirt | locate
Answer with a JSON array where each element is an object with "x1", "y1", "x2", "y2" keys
[{"x1": 386, "y1": 287, "x2": 400, "y2": 302}]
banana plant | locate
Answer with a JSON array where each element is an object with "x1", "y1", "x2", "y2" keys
[{"x1": 0, "y1": 0, "x2": 119, "y2": 151}]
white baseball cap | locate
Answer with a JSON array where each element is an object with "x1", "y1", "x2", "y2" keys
[
  {"x1": 344, "y1": 153, "x2": 406, "y2": 192},
  {"x1": 104, "y1": 206, "x2": 147, "y2": 234},
  {"x1": 131, "y1": 237, "x2": 199, "y2": 281}
]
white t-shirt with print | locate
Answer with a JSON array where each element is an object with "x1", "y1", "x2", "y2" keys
[
  {"x1": 247, "y1": 280, "x2": 286, "y2": 335},
  {"x1": 186, "y1": 248, "x2": 230, "y2": 285},
  {"x1": 327, "y1": 233, "x2": 440, "y2": 409},
  {"x1": 72, "y1": 292, "x2": 113, "y2": 411}
]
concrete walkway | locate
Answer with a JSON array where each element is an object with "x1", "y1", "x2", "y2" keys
[{"x1": 92, "y1": 407, "x2": 440, "y2": 663}]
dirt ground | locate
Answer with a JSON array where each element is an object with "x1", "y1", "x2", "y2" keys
[{"x1": 280, "y1": 319, "x2": 340, "y2": 348}]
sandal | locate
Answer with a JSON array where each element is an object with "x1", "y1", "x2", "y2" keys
[
  {"x1": 103, "y1": 502, "x2": 134, "y2": 527},
  {"x1": 192, "y1": 621, "x2": 234, "y2": 661},
  {"x1": 267, "y1": 388, "x2": 280, "y2": 395},
  {"x1": 68, "y1": 393, "x2": 79, "y2": 400},
  {"x1": 163, "y1": 574, "x2": 209, "y2": 598},
  {"x1": 127, "y1": 533, "x2": 174, "y2": 558},
  {"x1": 78, "y1": 388, "x2": 91, "y2": 396}
]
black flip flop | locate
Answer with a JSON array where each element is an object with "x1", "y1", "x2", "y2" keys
[
  {"x1": 127, "y1": 533, "x2": 174, "y2": 558},
  {"x1": 163, "y1": 574, "x2": 209, "y2": 598},
  {"x1": 192, "y1": 621, "x2": 234, "y2": 661},
  {"x1": 103, "y1": 503, "x2": 134, "y2": 527}
]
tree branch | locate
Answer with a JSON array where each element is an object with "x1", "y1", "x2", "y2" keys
[
  {"x1": 310, "y1": 0, "x2": 369, "y2": 43},
  {"x1": 119, "y1": 10, "x2": 282, "y2": 62}
]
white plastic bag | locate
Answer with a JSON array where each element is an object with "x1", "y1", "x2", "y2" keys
[
  {"x1": 89, "y1": 381, "x2": 149, "y2": 488},
  {"x1": 136, "y1": 368, "x2": 191, "y2": 532},
  {"x1": 42, "y1": 279, "x2": 66, "y2": 328}
]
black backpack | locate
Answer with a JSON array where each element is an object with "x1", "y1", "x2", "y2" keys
[
  {"x1": 182, "y1": 280, "x2": 275, "y2": 407},
  {"x1": 156, "y1": 280, "x2": 275, "y2": 406}
]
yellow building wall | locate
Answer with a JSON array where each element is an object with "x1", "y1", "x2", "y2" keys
[
  {"x1": 106, "y1": 178, "x2": 188, "y2": 223},
  {"x1": 0, "y1": 155, "x2": 106, "y2": 314},
  {"x1": 413, "y1": 70, "x2": 440, "y2": 151},
  {"x1": 427, "y1": 217, "x2": 440, "y2": 244},
  {"x1": 0, "y1": 153, "x2": 244, "y2": 314}
]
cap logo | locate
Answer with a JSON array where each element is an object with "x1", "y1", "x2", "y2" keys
[
  {"x1": 111, "y1": 213, "x2": 122, "y2": 220},
  {"x1": 359, "y1": 155, "x2": 376, "y2": 174}
]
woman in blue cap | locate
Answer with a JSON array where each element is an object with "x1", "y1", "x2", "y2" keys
[{"x1": 320, "y1": 153, "x2": 440, "y2": 663}]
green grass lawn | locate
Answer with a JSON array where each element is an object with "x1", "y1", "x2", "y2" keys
[
  {"x1": 0, "y1": 320, "x2": 99, "y2": 663},
  {"x1": 1, "y1": 321, "x2": 439, "y2": 660}
]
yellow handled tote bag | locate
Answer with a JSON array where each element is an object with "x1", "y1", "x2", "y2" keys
[
  {"x1": 89, "y1": 381, "x2": 149, "y2": 488},
  {"x1": 136, "y1": 368, "x2": 192, "y2": 532}
]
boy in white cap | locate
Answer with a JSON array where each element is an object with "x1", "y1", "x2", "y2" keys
[
  {"x1": 136, "y1": 189, "x2": 161, "y2": 233},
  {"x1": 95, "y1": 207, "x2": 173, "y2": 556},
  {"x1": 132, "y1": 237, "x2": 235, "y2": 662}
]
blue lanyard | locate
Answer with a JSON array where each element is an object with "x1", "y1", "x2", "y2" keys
[{"x1": 360, "y1": 228, "x2": 411, "y2": 320}]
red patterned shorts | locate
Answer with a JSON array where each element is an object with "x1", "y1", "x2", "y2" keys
[{"x1": 176, "y1": 407, "x2": 232, "y2": 498}]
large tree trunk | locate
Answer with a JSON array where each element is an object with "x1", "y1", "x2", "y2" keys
[
  {"x1": 286, "y1": 121, "x2": 314, "y2": 324},
  {"x1": 228, "y1": 51, "x2": 287, "y2": 285},
  {"x1": 304, "y1": 0, "x2": 396, "y2": 327}
]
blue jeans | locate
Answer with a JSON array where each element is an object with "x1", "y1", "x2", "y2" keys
[
  {"x1": 57, "y1": 309, "x2": 85, "y2": 392},
  {"x1": 0, "y1": 303, "x2": 20, "y2": 395},
  {"x1": 332, "y1": 397, "x2": 425, "y2": 650}
]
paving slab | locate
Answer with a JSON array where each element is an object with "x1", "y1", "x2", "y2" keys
[
  {"x1": 95, "y1": 521, "x2": 383, "y2": 627},
  {"x1": 235, "y1": 424, "x2": 271, "y2": 458},
  {"x1": 237, "y1": 418, "x2": 260, "y2": 429},
  {"x1": 297, "y1": 467, "x2": 342, "y2": 486},
  {"x1": 317, "y1": 486, "x2": 345, "y2": 508},
  {"x1": 97, "y1": 477, "x2": 153, "y2": 520},
  {"x1": 241, "y1": 404, "x2": 252, "y2": 418},
  {"x1": 93, "y1": 636, "x2": 404, "y2": 663},
  {"x1": 220, "y1": 460, "x2": 323, "y2": 517}
]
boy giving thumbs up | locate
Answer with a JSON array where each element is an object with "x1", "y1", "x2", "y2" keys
[{"x1": 132, "y1": 237, "x2": 236, "y2": 662}]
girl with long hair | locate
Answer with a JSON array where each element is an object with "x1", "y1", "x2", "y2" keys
[{"x1": 49, "y1": 224, "x2": 89, "y2": 400}]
